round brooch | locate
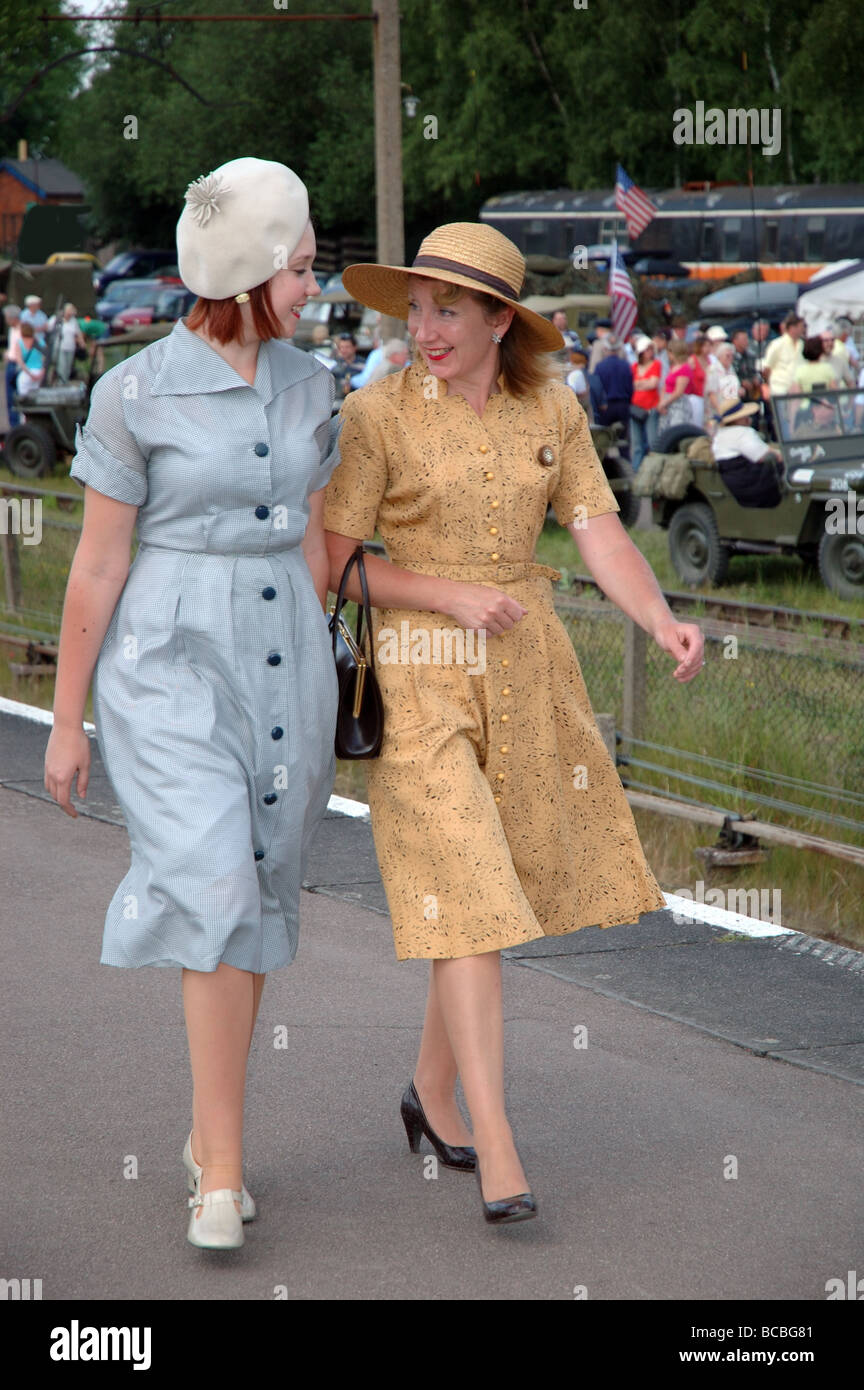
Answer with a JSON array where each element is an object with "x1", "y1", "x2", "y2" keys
[{"x1": 537, "y1": 445, "x2": 556, "y2": 467}]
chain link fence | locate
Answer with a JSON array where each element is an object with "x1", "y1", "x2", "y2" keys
[{"x1": 554, "y1": 588, "x2": 864, "y2": 845}]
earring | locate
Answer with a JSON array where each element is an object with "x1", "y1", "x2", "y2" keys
[
  {"x1": 491, "y1": 332, "x2": 502, "y2": 344},
  {"x1": 234, "y1": 292, "x2": 250, "y2": 304}
]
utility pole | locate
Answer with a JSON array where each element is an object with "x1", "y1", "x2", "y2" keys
[{"x1": 372, "y1": 0, "x2": 405, "y2": 343}]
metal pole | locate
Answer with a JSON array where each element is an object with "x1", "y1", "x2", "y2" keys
[{"x1": 372, "y1": 0, "x2": 405, "y2": 344}]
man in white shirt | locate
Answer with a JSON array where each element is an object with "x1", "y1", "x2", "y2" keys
[
  {"x1": 763, "y1": 312, "x2": 804, "y2": 395},
  {"x1": 711, "y1": 397, "x2": 784, "y2": 506},
  {"x1": 835, "y1": 317, "x2": 860, "y2": 372}
]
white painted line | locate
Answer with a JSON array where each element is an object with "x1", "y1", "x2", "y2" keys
[
  {"x1": 0, "y1": 695, "x2": 369, "y2": 819},
  {"x1": 663, "y1": 891, "x2": 796, "y2": 938},
  {"x1": 0, "y1": 694, "x2": 95, "y2": 732},
  {"x1": 327, "y1": 793, "x2": 370, "y2": 821}
]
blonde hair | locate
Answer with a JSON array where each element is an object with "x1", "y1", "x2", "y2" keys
[
  {"x1": 425, "y1": 280, "x2": 558, "y2": 398},
  {"x1": 668, "y1": 338, "x2": 691, "y2": 364}
]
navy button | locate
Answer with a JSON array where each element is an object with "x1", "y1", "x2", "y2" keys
[
  {"x1": 266, "y1": 652, "x2": 281, "y2": 666},
  {"x1": 263, "y1": 792, "x2": 277, "y2": 805},
  {"x1": 255, "y1": 505, "x2": 270, "y2": 520},
  {"x1": 261, "y1": 586, "x2": 276, "y2": 600},
  {"x1": 254, "y1": 442, "x2": 269, "y2": 457},
  {"x1": 271, "y1": 726, "x2": 283, "y2": 740},
  {"x1": 254, "y1": 850, "x2": 265, "y2": 861}
]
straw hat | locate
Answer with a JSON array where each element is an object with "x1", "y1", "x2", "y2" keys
[
  {"x1": 715, "y1": 397, "x2": 759, "y2": 424},
  {"x1": 341, "y1": 223, "x2": 564, "y2": 352}
]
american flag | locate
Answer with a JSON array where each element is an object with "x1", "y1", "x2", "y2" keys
[
  {"x1": 615, "y1": 164, "x2": 657, "y2": 241},
  {"x1": 608, "y1": 243, "x2": 638, "y2": 344}
]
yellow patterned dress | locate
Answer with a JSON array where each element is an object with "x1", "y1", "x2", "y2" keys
[{"x1": 323, "y1": 357, "x2": 666, "y2": 960}]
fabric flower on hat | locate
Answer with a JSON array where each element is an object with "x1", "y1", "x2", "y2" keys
[{"x1": 184, "y1": 171, "x2": 232, "y2": 228}]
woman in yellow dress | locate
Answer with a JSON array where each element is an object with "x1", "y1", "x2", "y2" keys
[{"x1": 323, "y1": 224, "x2": 704, "y2": 1223}]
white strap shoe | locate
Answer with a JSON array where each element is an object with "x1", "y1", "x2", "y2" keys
[
  {"x1": 187, "y1": 1187, "x2": 244, "y2": 1249},
  {"x1": 183, "y1": 1132, "x2": 256, "y2": 1221}
]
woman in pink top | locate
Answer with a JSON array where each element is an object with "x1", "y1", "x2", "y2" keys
[{"x1": 657, "y1": 338, "x2": 698, "y2": 428}]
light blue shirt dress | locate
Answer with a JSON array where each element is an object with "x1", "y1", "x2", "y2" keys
[{"x1": 69, "y1": 317, "x2": 342, "y2": 974}]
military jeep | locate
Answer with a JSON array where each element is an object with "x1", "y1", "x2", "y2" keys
[{"x1": 635, "y1": 390, "x2": 864, "y2": 600}]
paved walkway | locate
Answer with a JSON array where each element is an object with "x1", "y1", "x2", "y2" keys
[{"x1": 1, "y1": 708, "x2": 862, "y2": 1300}]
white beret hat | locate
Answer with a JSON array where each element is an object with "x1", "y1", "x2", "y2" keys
[{"x1": 176, "y1": 156, "x2": 309, "y2": 300}]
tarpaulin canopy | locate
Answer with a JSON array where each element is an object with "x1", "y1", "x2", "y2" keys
[{"x1": 797, "y1": 260, "x2": 864, "y2": 333}]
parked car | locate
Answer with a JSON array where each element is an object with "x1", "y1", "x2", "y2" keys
[
  {"x1": 96, "y1": 275, "x2": 182, "y2": 322},
  {"x1": 633, "y1": 391, "x2": 864, "y2": 600},
  {"x1": 93, "y1": 248, "x2": 178, "y2": 295},
  {"x1": 111, "y1": 286, "x2": 195, "y2": 331},
  {"x1": 46, "y1": 251, "x2": 101, "y2": 269}
]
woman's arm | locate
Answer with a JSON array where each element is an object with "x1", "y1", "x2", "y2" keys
[
  {"x1": 45, "y1": 488, "x2": 138, "y2": 815},
  {"x1": 324, "y1": 531, "x2": 527, "y2": 636},
  {"x1": 567, "y1": 511, "x2": 704, "y2": 682},
  {"x1": 302, "y1": 487, "x2": 331, "y2": 609}
]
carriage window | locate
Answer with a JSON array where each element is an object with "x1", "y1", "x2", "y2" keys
[
  {"x1": 699, "y1": 221, "x2": 715, "y2": 259},
  {"x1": 762, "y1": 220, "x2": 779, "y2": 259},
  {"x1": 524, "y1": 219, "x2": 548, "y2": 254},
  {"x1": 722, "y1": 218, "x2": 741, "y2": 260},
  {"x1": 805, "y1": 216, "x2": 826, "y2": 259},
  {"x1": 600, "y1": 217, "x2": 628, "y2": 247}
]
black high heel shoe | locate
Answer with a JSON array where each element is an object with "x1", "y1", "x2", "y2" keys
[
  {"x1": 400, "y1": 1080, "x2": 477, "y2": 1171},
  {"x1": 475, "y1": 1163, "x2": 537, "y2": 1224}
]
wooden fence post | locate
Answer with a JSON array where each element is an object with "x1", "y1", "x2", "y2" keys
[{"x1": 622, "y1": 617, "x2": 646, "y2": 742}]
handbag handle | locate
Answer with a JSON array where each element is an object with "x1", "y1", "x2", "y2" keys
[{"x1": 331, "y1": 544, "x2": 377, "y2": 674}]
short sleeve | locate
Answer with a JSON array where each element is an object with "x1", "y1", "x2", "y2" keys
[
  {"x1": 69, "y1": 367, "x2": 148, "y2": 507},
  {"x1": 548, "y1": 388, "x2": 620, "y2": 527},
  {"x1": 309, "y1": 404, "x2": 343, "y2": 495},
  {"x1": 322, "y1": 391, "x2": 389, "y2": 540}
]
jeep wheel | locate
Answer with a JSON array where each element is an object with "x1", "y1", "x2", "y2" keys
[
  {"x1": 668, "y1": 503, "x2": 730, "y2": 586},
  {"x1": 653, "y1": 423, "x2": 707, "y2": 455},
  {"x1": 3, "y1": 422, "x2": 57, "y2": 478},
  {"x1": 818, "y1": 531, "x2": 864, "y2": 601},
  {"x1": 603, "y1": 454, "x2": 640, "y2": 528}
]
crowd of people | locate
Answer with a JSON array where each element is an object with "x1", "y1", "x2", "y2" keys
[
  {"x1": 307, "y1": 315, "x2": 410, "y2": 399},
  {"x1": 1, "y1": 293, "x2": 87, "y2": 430},
  {"x1": 552, "y1": 308, "x2": 863, "y2": 473}
]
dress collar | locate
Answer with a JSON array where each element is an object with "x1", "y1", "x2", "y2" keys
[
  {"x1": 405, "y1": 354, "x2": 507, "y2": 400},
  {"x1": 149, "y1": 316, "x2": 322, "y2": 402}
]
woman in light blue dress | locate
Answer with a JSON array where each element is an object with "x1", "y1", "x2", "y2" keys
[{"x1": 44, "y1": 158, "x2": 341, "y2": 1249}]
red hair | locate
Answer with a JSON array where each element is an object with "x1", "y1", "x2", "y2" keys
[{"x1": 185, "y1": 278, "x2": 283, "y2": 344}]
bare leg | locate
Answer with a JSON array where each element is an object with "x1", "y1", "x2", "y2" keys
[
  {"x1": 412, "y1": 965, "x2": 473, "y2": 1146},
  {"x1": 432, "y1": 951, "x2": 529, "y2": 1202},
  {"x1": 248, "y1": 971, "x2": 266, "y2": 1055},
  {"x1": 183, "y1": 962, "x2": 258, "y2": 1217}
]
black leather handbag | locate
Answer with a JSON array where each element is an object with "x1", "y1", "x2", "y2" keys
[{"x1": 328, "y1": 544, "x2": 384, "y2": 759}]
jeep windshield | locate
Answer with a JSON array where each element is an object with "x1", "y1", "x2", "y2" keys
[{"x1": 772, "y1": 389, "x2": 864, "y2": 446}]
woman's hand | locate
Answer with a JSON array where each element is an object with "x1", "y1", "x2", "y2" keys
[
  {"x1": 442, "y1": 582, "x2": 528, "y2": 635},
  {"x1": 44, "y1": 724, "x2": 91, "y2": 817},
  {"x1": 652, "y1": 618, "x2": 704, "y2": 682}
]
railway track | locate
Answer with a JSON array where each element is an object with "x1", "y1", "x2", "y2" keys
[{"x1": 562, "y1": 574, "x2": 864, "y2": 644}]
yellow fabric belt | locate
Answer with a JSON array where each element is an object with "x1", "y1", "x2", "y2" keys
[{"x1": 395, "y1": 560, "x2": 562, "y2": 584}]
